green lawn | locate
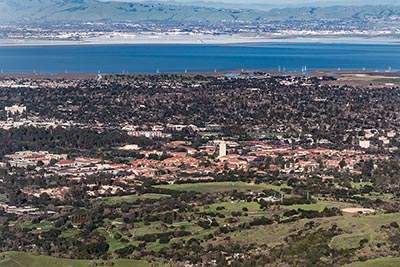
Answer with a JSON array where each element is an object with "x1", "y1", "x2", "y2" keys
[
  {"x1": 351, "y1": 181, "x2": 373, "y2": 189},
  {"x1": 198, "y1": 132, "x2": 221, "y2": 137},
  {"x1": 60, "y1": 228, "x2": 80, "y2": 238},
  {"x1": 98, "y1": 229, "x2": 138, "y2": 252},
  {"x1": 336, "y1": 213, "x2": 400, "y2": 232},
  {"x1": 204, "y1": 201, "x2": 261, "y2": 212},
  {"x1": 229, "y1": 218, "x2": 310, "y2": 246},
  {"x1": 228, "y1": 209, "x2": 400, "y2": 252},
  {"x1": 330, "y1": 233, "x2": 368, "y2": 250},
  {"x1": 201, "y1": 201, "x2": 262, "y2": 218},
  {"x1": 155, "y1": 181, "x2": 291, "y2": 193},
  {"x1": 102, "y1": 193, "x2": 170, "y2": 204},
  {"x1": 0, "y1": 252, "x2": 152, "y2": 267},
  {"x1": 373, "y1": 78, "x2": 400, "y2": 84},
  {"x1": 282, "y1": 201, "x2": 355, "y2": 212},
  {"x1": 346, "y1": 257, "x2": 400, "y2": 267},
  {"x1": 15, "y1": 221, "x2": 54, "y2": 232}
]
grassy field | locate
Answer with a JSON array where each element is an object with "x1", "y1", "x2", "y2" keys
[
  {"x1": 351, "y1": 181, "x2": 373, "y2": 189},
  {"x1": 102, "y1": 193, "x2": 170, "y2": 204},
  {"x1": 373, "y1": 78, "x2": 400, "y2": 84},
  {"x1": 339, "y1": 74, "x2": 400, "y2": 84},
  {"x1": 228, "y1": 205, "x2": 400, "y2": 252},
  {"x1": 98, "y1": 228, "x2": 139, "y2": 252},
  {"x1": 330, "y1": 233, "x2": 369, "y2": 250},
  {"x1": 282, "y1": 200, "x2": 356, "y2": 212},
  {"x1": 229, "y1": 219, "x2": 298, "y2": 245},
  {"x1": 328, "y1": 212, "x2": 400, "y2": 255},
  {"x1": 2, "y1": 203, "x2": 398, "y2": 267},
  {"x1": 155, "y1": 181, "x2": 291, "y2": 193},
  {"x1": 228, "y1": 202, "x2": 341, "y2": 245},
  {"x1": 0, "y1": 252, "x2": 152, "y2": 267},
  {"x1": 202, "y1": 201, "x2": 261, "y2": 212},
  {"x1": 13, "y1": 221, "x2": 54, "y2": 233},
  {"x1": 201, "y1": 201, "x2": 264, "y2": 223},
  {"x1": 60, "y1": 228, "x2": 80, "y2": 238},
  {"x1": 346, "y1": 257, "x2": 400, "y2": 267}
]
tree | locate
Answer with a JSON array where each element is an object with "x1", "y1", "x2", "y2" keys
[
  {"x1": 159, "y1": 236, "x2": 170, "y2": 244},
  {"x1": 339, "y1": 159, "x2": 347, "y2": 169}
]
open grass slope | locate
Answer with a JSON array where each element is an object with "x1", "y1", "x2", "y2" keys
[
  {"x1": 351, "y1": 181, "x2": 373, "y2": 189},
  {"x1": 155, "y1": 181, "x2": 290, "y2": 193},
  {"x1": 227, "y1": 205, "x2": 400, "y2": 250},
  {"x1": 0, "y1": 252, "x2": 151, "y2": 267},
  {"x1": 102, "y1": 193, "x2": 170, "y2": 204},
  {"x1": 345, "y1": 257, "x2": 400, "y2": 267}
]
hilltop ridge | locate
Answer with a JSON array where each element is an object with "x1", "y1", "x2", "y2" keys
[{"x1": 0, "y1": 0, "x2": 400, "y2": 23}]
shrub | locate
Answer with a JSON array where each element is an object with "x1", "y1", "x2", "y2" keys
[{"x1": 159, "y1": 236, "x2": 171, "y2": 244}]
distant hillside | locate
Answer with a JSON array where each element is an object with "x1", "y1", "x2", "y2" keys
[
  {"x1": 154, "y1": 0, "x2": 400, "y2": 11},
  {"x1": 0, "y1": 0, "x2": 400, "y2": 23},
  {"x1": 266, "y1": 5, "x2": 400, "y2": 20},
  {"x1": 0, "y1": 0, "x2": 265, "y2": 22}
]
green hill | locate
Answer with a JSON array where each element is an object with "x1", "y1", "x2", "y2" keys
[
  {"x1": 345, "y1": 257, "x2": 400, "y2": 267},
  {"x1": 0, "y1": 0, "x2": 400, "y2": 23},
  {"x1": 266, "y1": 5, "x2": 400, "y2": 20},
  {"x1": 0, "y1": 251, "x2": 152, "y2": 267},
  {"x1": 0, "y1": 0, "x2": 265, "y2": 22}
]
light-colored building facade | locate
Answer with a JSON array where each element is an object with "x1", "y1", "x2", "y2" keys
[{"x1": 219, "y1": 140, "x2": 227, "y2": 158}]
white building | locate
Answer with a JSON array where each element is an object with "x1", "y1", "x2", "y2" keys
[
  {"x1": 387, "y1": 131, "x2": 396, "y2": 138},
  {"x1": 118, "y1": 144, "x2": 140, "y2": 150},
  {"x1": 379, "y1": 136, "x2": 390, "y2": 145},
  {"x1": 219, "y1": 140, "x2": 227, "y2": 158},
  {"x1": 359, "y1": 140, "x2": 371, "y2": 149},
  {"x1": 5, "y1": 105, "x2": 26, "y2": 115},
  {"x1": 127, "y1": 131, "x2": 171, "y2": 138},
  {"x1": 364, "y1": 130, "x2": 375, "y2": 139}
]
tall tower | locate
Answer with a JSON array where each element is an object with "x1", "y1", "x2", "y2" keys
[{"x1": 219, "y1": 140, "x2": 227, "y2": 158}]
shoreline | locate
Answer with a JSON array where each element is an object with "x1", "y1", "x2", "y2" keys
[
  {"x1": 0, "y1": 35, "x2": 400, "y2": 47},
  {"x1": 0, "y1": 70, "x2": 399, "y2": 79}
]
